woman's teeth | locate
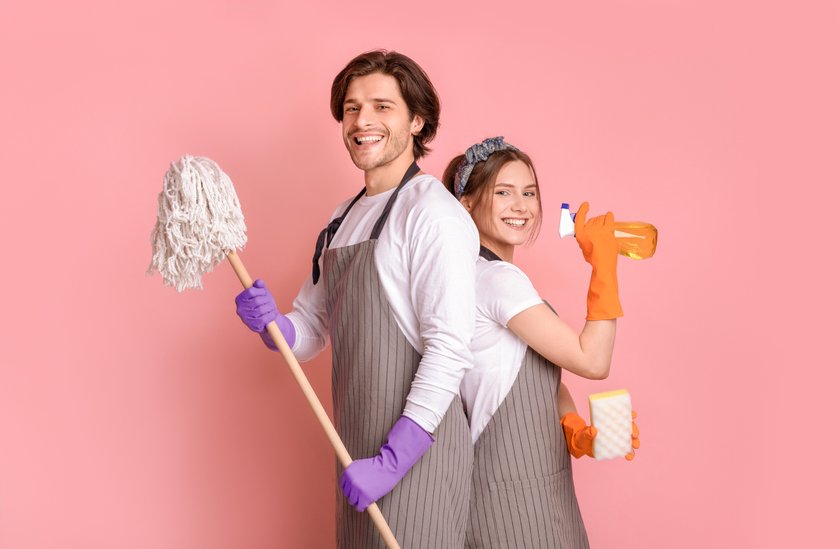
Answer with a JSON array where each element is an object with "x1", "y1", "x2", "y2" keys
[
  {"x1": 503, "y1": 218, "x2": 526, "y2": 226},
  {"x1": 355, "y1": 136, "x2": 383, "y2": 145}
]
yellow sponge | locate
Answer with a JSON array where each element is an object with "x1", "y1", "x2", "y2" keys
[{"x1": 588, "y1": 389, "x2": 633, "y2": 461}]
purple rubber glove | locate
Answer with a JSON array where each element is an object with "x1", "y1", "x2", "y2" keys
[
  {"x1": 340, "y1": 416, "x2": 434, "y2": 512},
  {"x1": 234, "y1": 279, "x2": 296, "y2": 350}
]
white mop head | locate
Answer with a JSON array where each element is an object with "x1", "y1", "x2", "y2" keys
[
  {"x1": 589, "y1": 389, "x2": 633, "y2": 461},
  {"x1": 148, "y1": 155, "x2": 247, "y2": 291}
]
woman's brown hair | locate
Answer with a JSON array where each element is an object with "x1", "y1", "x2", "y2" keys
[{"x1": 442, "y1": 148, "x2": 543, "y2": 243}]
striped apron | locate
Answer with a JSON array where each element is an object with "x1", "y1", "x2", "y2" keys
[
  {"x1": 315, "y1": 164, "x2": 472, "y2": 548},
  {"x1": 466, "y1": 248, "x2": 589, "y2": 549}
]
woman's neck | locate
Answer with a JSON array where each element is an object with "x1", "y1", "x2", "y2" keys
[{"x1": 480, "y1": 240, "x2": 514, "y2": 262}]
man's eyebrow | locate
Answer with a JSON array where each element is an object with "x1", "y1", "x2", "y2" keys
[{"x1": 344, "y1": 98, "x2": 397, "y2": 105}]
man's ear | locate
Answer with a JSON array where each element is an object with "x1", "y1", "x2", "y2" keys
[{"x1": 410, "y1": 115, "x2": 424, "y2": 136}]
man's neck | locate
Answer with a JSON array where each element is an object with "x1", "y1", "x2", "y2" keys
[{"x1": 363, "y1": 154, "x2": 417, "y2": 196}]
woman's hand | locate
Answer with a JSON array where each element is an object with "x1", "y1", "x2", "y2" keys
[
  {"x1": 574, "y1": 201, "x2": 619, "y2": 268},
  {"x1": 573, "y1": 201, "x2": 623, "y2": 320},
  {"x1": 625, "y1": 411, "x2": 641, "y2": 461}
]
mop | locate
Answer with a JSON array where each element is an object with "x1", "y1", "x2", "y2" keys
[{"x1": 148, "y1": 155, "x2": 400, "y2": 548}]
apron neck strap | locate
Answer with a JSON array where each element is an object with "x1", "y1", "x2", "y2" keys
[
  {"x1": 311, "y1": 162, "x2": 420, "y2": 285},
  {"x1": 369, "y1": 162, "x2": 420, "y2": 240},
  {"x1": 479, "y1": 245, "x2": 503, "y2": 262}
]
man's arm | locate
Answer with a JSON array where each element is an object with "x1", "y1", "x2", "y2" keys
[
  {"x1": 284, "y1": 274, "x2": 330, "y2": 361},
  {"x1": 403, "y1": 214, "x2": 479, "y2": 432}
]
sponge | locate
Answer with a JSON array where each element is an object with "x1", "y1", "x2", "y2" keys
[{"x1": 589, "y1": 389, "x2": 633, "y2": 461}]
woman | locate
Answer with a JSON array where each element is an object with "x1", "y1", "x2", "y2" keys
[{"x1": 442, "y1": 137, "x2": 638, "y2": 548}]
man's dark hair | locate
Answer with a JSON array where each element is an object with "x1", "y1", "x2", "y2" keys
[{"x1": 331, "y1": 50, "x2": 441, "y2": 159}]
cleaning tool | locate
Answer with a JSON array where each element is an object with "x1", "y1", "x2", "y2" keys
[
  {"x1": 560, "y1": 409, "x2": 639, "y2": 460},
  {"x1": 559, "y1": 202, "x2": 658, "y2": 260},
  {"x1": 571, "y1": 202, "x2": 624, "y2": 320},
  {"x1": 148, "y1": 155, "x2": 400, "y2": 548},
  {"x1": 588, "y1": 389, "x2": 635, "y2": 461}
]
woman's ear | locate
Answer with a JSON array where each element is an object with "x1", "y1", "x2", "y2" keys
[{"x1": 459, "y1": 196, "x2": 473, "y2": 211}]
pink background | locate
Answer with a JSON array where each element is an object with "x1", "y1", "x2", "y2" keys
[{"x1": 1, "y1": 1, "x2": 838, "y2": 547}]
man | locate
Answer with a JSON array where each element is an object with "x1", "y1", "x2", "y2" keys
[{"x1": 235, "y1": 50, "x2": 478, "y2": 548}]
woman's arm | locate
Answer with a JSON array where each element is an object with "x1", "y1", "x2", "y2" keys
[
  {"x1": 507, "y1": 303, "x2": 616, "y2": 379},
  {"x1": 556, "y1": 381, "x2": 599, "y2": 458},
  {"x1": 556, "y1": 381, "x2": 578, "y2": 415}
]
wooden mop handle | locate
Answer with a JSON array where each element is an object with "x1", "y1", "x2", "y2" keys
[{"x1": 226, "y1": 252, "x2": 400, "y2": 549}]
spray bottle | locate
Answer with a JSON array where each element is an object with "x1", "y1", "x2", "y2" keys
[{"x1": 559, "y1": 203, "x2": 658, "y2": 260}]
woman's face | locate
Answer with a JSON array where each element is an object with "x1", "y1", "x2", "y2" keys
[{"x1": 462, "y1": 160, "x2": 539, "y2": 260}]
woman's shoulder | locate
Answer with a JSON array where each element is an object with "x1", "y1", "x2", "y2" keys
[
  {"x1": 475, "y1": 259, "x2": 543, "y2": 324},
  {"x1": 476, "y1": 259, "x2": 535, "y2": 292}
]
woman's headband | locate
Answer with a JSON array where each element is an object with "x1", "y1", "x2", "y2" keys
[{"x1": 453, "y1": 136, "x2": 519, "y2": 199}]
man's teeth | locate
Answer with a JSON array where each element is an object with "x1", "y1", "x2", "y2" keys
[
  {"x1": 504, "y1": 219, "x2": 526, "y2": 226},
  {"x1": 356, "y1": 136, "x2": 383, "y2": 144}
]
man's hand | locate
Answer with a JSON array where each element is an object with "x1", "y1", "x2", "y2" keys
[{"x1": 340, "y1": 416, "x2": 434, "y2": 512}]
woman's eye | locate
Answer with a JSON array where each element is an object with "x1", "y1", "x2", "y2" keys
[
  {"x1": 496, "y1": 190, "x2": 510, "y2": 196},
  {"x1": 524, "y1": 191, "x2": 536, "y2": 197}
]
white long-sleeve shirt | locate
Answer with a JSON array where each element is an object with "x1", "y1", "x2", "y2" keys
[{"x1": 286, "y1": 174, "x2": 479, "y2": 433}]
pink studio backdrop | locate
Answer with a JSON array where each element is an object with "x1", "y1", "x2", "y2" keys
[{"x1": 1, "y1": 1, "x2": 837, "y2": 548}]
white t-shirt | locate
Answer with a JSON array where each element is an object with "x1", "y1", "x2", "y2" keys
[
  {"x1": 460, "y1": 257, "x2": 545, "y2": 443},
  {"x1": 286, "y1": 173, "x2": 479, "y2": 433}
]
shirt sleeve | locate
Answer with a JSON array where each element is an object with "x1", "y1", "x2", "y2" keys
[
  {"x1": 401, "y1": 214, "x2": 479, "y2": 433},
  {"x1": 284, "y1": 201, "x2": 350, "y2": 362},
  {"x1": 285, "y1": 273, "x2": 329, "y2": 362},
  {"x1": 478, "y1": 262, "x2": 544, "y2": 328}
]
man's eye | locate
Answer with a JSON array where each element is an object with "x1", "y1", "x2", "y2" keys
[
  {"x1": 345, "y1": 106, "x2": 359, "y2": 113},
  {"x1": 376, "y1": 104, "x2": 389, "y2": 110}
]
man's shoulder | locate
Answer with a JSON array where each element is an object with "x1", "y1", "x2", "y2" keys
[{"x1": 401, "y1": 174, "x2": 471, "y2": 219}]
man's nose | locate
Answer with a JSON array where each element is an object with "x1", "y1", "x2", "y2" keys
[{"x1": 356, "y1": 104, "x2": 375, "y2": 127}]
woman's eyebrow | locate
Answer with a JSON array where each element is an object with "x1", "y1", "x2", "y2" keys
[{"x1": 495, "y1": 182, "x2": 537, "y2": 188}]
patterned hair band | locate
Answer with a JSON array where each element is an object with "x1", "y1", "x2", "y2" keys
[{"x1": 453, "y1": 136, "x2": 519, "y2": 199}]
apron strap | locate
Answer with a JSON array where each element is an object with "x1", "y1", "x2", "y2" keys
[
  {"x1": 369, "y1": 162, "x2": 420, "y2": 240},
  {"x1": 311, "y1": 187, "x2": 366, "y2": 284},
  {"x1": 479, "y1": 245, "x2": 503, "y2": 262},
  {"x1": 311, "y1": 162, "x2": 420, "y2": 285}
]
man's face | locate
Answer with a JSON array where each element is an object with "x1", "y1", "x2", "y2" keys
[{"x1": 341, "y1": 72, "x2": 423, "y2": 172}]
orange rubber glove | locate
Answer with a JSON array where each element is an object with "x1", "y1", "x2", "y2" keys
[
  {"x1": 559, "y1": 412, "x2": 598, "y2": 459},
  {"x1": 625, "y1": 411, "x2": 640, "y2": 461},
  {"x1": 574, "y1": 202, "x2": 623, "y2": 320}
]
